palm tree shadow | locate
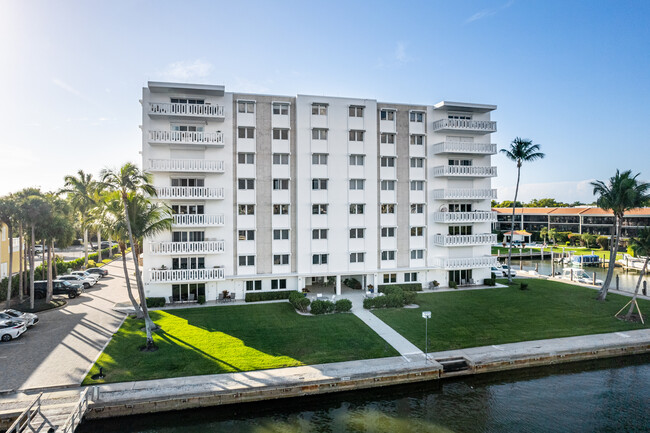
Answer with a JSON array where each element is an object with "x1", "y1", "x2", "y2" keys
[{"x1": 156, "y1": 330, "x2": 243, "y2": 372}]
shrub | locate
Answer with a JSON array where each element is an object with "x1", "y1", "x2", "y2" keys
[
  {"x1": 245, "y1": 290, "x2": 297, "y2": 302},
  {"x1": 484, "y1": 278, "x2": 496, "y2": 286},
  {"x1": 519, "y1": 282, "x2": 528, "y2": 290},
  {"x1": 343, "y1": 278, "x2": 362, "y2": 290},
  {"x1": 597, "y1": 236, "x2": 609, "y2": 250},
  {"x1": 198, "y1": 295, "x2": 206, "y2": 305},
  {"x1": 289, "y1": 291, "x2": 311, "y2": 312},
  {"x1": 449, "y1": 281, "x2": 458, "y2": 289},
  {"x1": 146, "y1": 297, "x2": 166, "y2": 308},
  {"x1": 335, "y1": 298, "x2": 352, "y2": 312},
  {"x1": 491, "y1": 272, "x2": 496, "y2": 280},
  {"x1": 378, "y1": 283, "x2": 422, "y2": 293},
  {"x1": 403, "y1": 291, "x2": 416, "y2": 305},
  {"x1": 310, "y1": 299, "x2": 335, "y2": 315},
  {"x1": 432, "y1": 280, "x2": 440, "y2": 288}
]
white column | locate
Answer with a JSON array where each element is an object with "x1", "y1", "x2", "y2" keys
[{"x1": 335, "y1": 275, "x2": 341, "y2": 295}]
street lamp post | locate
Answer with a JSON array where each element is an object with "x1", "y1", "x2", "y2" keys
[{"x1": 422, "y1": 311, "x2": 431, "y2": 363}]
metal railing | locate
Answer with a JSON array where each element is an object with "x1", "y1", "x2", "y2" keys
[
  {"x1": 149, "y1": 268, "x2": 225, "y2": 282},
  {"x1": 155, "y1": 187, "x2": 225, "y2": 199},
  {"x1": 432, "y1": 188, "x2": 497, "y2": 200},
  {"x1": 149, "y1": 240, "x2": 226, "y2": 254},
  {"x1": 432, "y1": 118, "x2": 497, "y2": 132},
  {"x1": 148, "y1": 159, "x2": 225, "y2": 173},
  {"x1": 432, "y1": 165, "x2": 497, "y2": 177},
  {"x1": 172, "y1": 214, "x2": 225, "y2": 227},
  {"x1": 59, "y1": 389, "x2": 90, "y2": 433},
  {"x1": 432, "y1": 141, "x2": 497, "y2": 154},
  {"x1": 433, "y1": 256, "x2": 498, "y2": 269},
  {"x1": 433, "y1": 233, "x2": 497, "y2": 246},
  {"x1": 6, "y1": 393, "x2": 51, "y2": 433},
  {"x1": 148, "y1": 102, "x2": 225, "y2": 118},
  {"x1": 433, "y1": 211, "x2": 497, "y2": 223},
  {"x1": 148, "y1": 130, "x2": 224, "y2": 145}
]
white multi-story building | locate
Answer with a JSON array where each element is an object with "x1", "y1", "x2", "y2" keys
[{"x1": 141, "y1": 82, "x2": 498, "y2": 301}]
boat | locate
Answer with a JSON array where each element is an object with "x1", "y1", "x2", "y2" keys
[
  {"x1": 560, "y1": 268, "x2": 603, "y2": 286},
  {"x1": 571, "y1": 255, "x2": 601, "y2": 267}
]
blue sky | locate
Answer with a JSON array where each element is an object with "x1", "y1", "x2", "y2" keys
[{"x1": 1, "y1": 0, "x2": 649, "y2": 203}]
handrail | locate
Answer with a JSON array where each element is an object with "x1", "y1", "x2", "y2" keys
[
  {"x1": 59, "y1": 388, "x2": 90, "y2": 433},
  {"x1": 6, "y1": 393, "x2": 49, "y2": 433}
]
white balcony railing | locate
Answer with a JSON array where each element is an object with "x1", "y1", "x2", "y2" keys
[
  {"x1": 433, "y1": 211, "x2": 497, "y2": 223},
  {"x1": 432, "y1": 256, "x2": 498, "y2": 270},
  {"x1": 149, "y1": 268, "x2": 225, "y2": 283},
  {"x1": 148, "y1": 159, "x2": 225, "y2": 173},
  {"x1": 432, "y1": 142, "x2": 497, "y2": 155},
  {"x1": 433, "y1": 234, "x2": 497, "y2": 246},
  {"x1": 148, "y1": 130, "x2": 224, "y2": 146},
  {"x1": 432, "y1": 189, "x2": 497, "y2": 200},
  {"x1": 432, "y1": 119, "x2": 497, "y2": 133},
  {"x1": 172, "y1": 214, "x2": 225, "y2": 227},
  {"x1": 148, "y1": 102, "x2": 225, "y2": 119},
  {"x1": 149, "y1": 240, "x2": 225, "y2": 255},
  {"x1": 433, "y1": 165, "x2": 497, "y2": 177},
  {"x1": 155, "y1": 187, "x2": 225, "y2": 200}
]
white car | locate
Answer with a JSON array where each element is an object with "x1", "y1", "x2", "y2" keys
[
  {"x1": 71, "y1": 271, "x2": 101, "y2": 282},
  {"x1": 0, "y1": 320, "x2": 27, "y2": 342},
  {"x1": 491, "y1": 266, "x2": 516, "y2": 277},
  {"x1": 0, "y1": 310, "x2": 38, "y2": 327},
  {"x1": 58, "y1": 274, "x2": 96, "y2": 289}
]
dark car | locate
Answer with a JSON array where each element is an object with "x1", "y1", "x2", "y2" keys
[
  {"x1": 86, "y1": 267, "x2": 108, "y2": 277},
  {"x1": 34, "y1": 280, "x2": 83, "y2": 299}
]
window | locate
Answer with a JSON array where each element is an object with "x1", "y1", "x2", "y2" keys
[
  {"x1": 449, "y1": 159, "x2": 472, "y2": 166},
  {"x1": 238, "y1": 127, "x2": 255, "y2": 139},
  {"x1": 312, "y1": 128, "x2": 328, "y2": 140},
  {"x1": 411, "y1": 250, "x2": 424, "y2": 260},
  {"x1": 273, "y1": 204, "x2": 289, "y2": 215},
  {"x1": 349, "y1": 154, "x2": 365, "y2": 166},
  {"x1": 449, "y1": 203, "x2": 472, "y2": 212},
  {"x1": 349, "y1": 179, "x2": 365, "y2": 190},
  {"x1": 410, "y1": 111, "x2": 424, "y2": 122},
  {"x1": 238, "y1": 153, "x2": 255, "y2": 164},
  {"x1": 238, "y1": 230, "x2": 255, "y2": 241},
  {"x1": 410, "y1": 135, "x2": 424, "y2": 145},
  {"x1": 273, "y1": 229, "x2": 289, "y2": 240},
  {"x1": 273, "y1": 153, "x2": 289, "y2": 165},
  {"x1": 238, "y1": 101, "x2": 255, "y2": 113},
  {"x1": 172, "y1": 257, "x2": 205, "y2": 270},
  {"x1": 273, "y1": 179, "x2": 289, "y2": 190},
  {"x1": 381, "y1": 250, "x2": 396, "y2": 261},
  {"x1": 271, "y1": 279, "x2": 287, "y2": 290},
  {"x1": 171, "y1": 124, "x2": 203, "y2": 132},
  {"x1": 273, "y1": 254, "x2": 290, "y2": 265},
  {"x1": 380, "y1": 133, "x2": 395, "y2": 144},
  {"x1": 411, "y1": 203, "x2": 424, "y2": 214},
  {"x1": 312, "y1": 229, "x2": 328, "y2": 239},
  {"x1": 172, "y1": 231, "x2": 204, "y2": 242},
  {"x1": 239, "y1": 255, "x2": 255, "y2": 266},
  {"x1": 349, "y1": 130, "x2": 364, "y2": 141},
  {"x1": 349, "y1": 204, "x2": 365, "y2": 214},
  {"x1": 171, "y1": 98, "x2": 204, "y2": 104},
  {"x1": 404, "y1": 272, "x2": 418, "y2": 282},
  {"x1": 383, "y1": 273, "x2": 397, "y2": 283},
  {"x1": 273, "y1": 129, "x2": 289, "y2": 140},
  {"x1": 448, "y1": 113, "x2": 472, "y2": 120},
  {"x1": 410, "y1": 158, "x2": 424, "y2": 168},
  {"x1": 350, "y1": 228, "x2": 365, "y2": 239},
  {"x1": 312, "y1": 103, "x2": 328, "y2": 115},
  {"x1": 381, "y1": 227, "x2": 395, "y2": 237},
  {"x1": 238, "y1": 178, "x2": 255, "y2": 190},
  {"x1": 410, "y1": 227, "x2": 424, "y2": 237},
  {"x1": 349, "y1": 106, "x2": 364, "y2": 117},
  {"x1": 172, "y1": 178, "x2": 204, "y2": 187},
  {"x1": 273, "y1": 103, "x2": 289, "y2": 115},
  {"x1": 312, "y1": 153, "x2": 328, "y2": 165},
  {"x1": 381, "y1": 180, "x2": 395, "y2": 191},
  {"x1": 449, "y1": 225, "x2": 473, "y2": 235},
  {"x1": 380, "y1": 110, "x2": 395, "y2": 121},
  {"x1": 410, "y1": 181, "x2": 425, "y2": 191},
  {"x1": 380, "y1": 157, "x2": 395, "y2": 167},
  {"x1": 312, "y1": 254, "x2": 328, "y2": 265},
  {"x1": 245, "y1": 280, "x2": 262, "y2": 291},
  {"x1": 171, "y1": 204, "x2": 204, "y2": 215},
  {"x1": 312, "y1": 204, "x2": 328, "y2": 214},
  {"x1": 238, "y1": 204, "x2": 255, "y2": 215},
  {"x1": 381, "y1": 204, "x2": 395, "y2": 214},
  {"x1": 312, "y1": 178, "x2": 328, "y2": 190},
  {"x1": 350, "y1": 252, "x2": 365, "y2": 263}
]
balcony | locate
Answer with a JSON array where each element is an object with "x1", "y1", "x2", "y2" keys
[
  {"x1": 148, "y1": 159, "x2": 225, "y2": 173},
  {"x1": 432, "y1": 119, "x2": 496, "y2": 134},
  {"x1": 433, "y1": 211, "x2": 497, "y2": 223},
  {"x1": 432, "y1": 256, "x2": 498, "y2": 270},
  {"x1": 155, "y1": 187, "x2": 225, "y2": 200},
  {"x1": 148, "y1": 102, "x2": 225, "y2": 120},
  {"x1": 149, "y1": 268, "x2": 225, "y2": 283},
  {"x1": 432, "y1": 233, "x2": 497, "y2": 246},
  {"x1": 149, "y1": 240, "x2": 225, "y2": 255},
  {"x1": 148, "y1": 130, "x2": 224, "y2": 147},
  {"x1": 432, "y1": 189, "x2": 497, "y2": 200},
  {"x1": 432, "y1": 165, "x2": 497, "y2": 178},
  {"x1": 432, "y1": 142, "x2": 497, "y2": 155},
  {"x1": 172, "y1": 214, "x2": 225, "y2": 227}
]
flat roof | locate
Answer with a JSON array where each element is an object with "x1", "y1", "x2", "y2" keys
[
  {"x1": 433, "y1": 101, "x2": 497, "y2": 113},
  {"x1": 148, "y1": 81, "x2": 225, "y2": 96}
]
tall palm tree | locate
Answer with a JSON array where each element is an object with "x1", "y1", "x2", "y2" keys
[
  {"x1": 591, "y1": 170, "x2": 650, "y2": 300},
  {"x1": 0, "y1": 195, "x2": 18, "y2": 308},
  {"x1": 500, "y1": 138, "x2": 545, "y2": 283},
  {"x1": 13, "y1": 188, "x2": 40, "y2": 302},
  {"x1": 61, "y1": 170, "x2": 97, "y2": 269},
  {"x1": 625, "y1": 227, "x2": 650, "y2": 320},
  {"x1": 20, "y1": 194, "x2": 50, "y2": 309},
  {"x1": 39, "y1": 196, "x2": 74, "y2": 302},
  {"x1": 101, "y1": 163, "x2": 158, "y2": 349}
]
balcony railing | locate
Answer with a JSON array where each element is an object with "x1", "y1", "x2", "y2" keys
[
  {"x1": 148, "y1": 130, "x2": 224, "y2": 146},
  {"x1": 433, "y1": 233, "x2": 497, "y2": 246},
  {"x1": 172, "y1": 214, "x2": 225, "y2": 227},
  {"x1": 148, "y1": 159, "x2": 225, "y2": 173},
  {"x1": 433, "y1": 211, "x2": 497, "y2": 223},
  {"x1": 148, "y1": 102, "x2": 225, "y2": 119},
  {"x1": 433, "y1": 165, "x2": 497, "y2": 177},
  {"x1": 432, "y1": 119, "x2": 496, "y2": 133},
  {"x1": 432, "y1": 142, "x2": 497, "y2": 155},
  {"x1": 149, "y1": 240, "x2": 225, "y2": 255},
  {"x1": 149, "y1": 268, "x2": 225, "y2": 283},
  {"x1": 432, "y1": 188, "x2": 497, "y2": 200},
  {"x1": 432, "y1": 256, "x2": 498, "y2": 270},
  {"x1": 155, "y1": 187, "x2": 225, "y2": 200}
]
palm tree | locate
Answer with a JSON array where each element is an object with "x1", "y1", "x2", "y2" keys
[
  {"x1": 39, "y1": 196, "x2": 74, "y2": 302},
  {"x1": 13, "y1": 188, "x2": 40, "y2": 302},
  {"x1": 591, "y1": 170, "x2": 650, "y2": 300},
  {"x1": 101, "y1": 163, "x2": 158, "y2": 349},
  {"x1": 625, "y1": 227, "x2": 650, "y2": 320},
  {"x1": 500, "y1": 138, "x2": 545, "y2": 283},
  {"x1": 20, "y1": 193, "x2": 51, "y2": 309},
  {"x1": 0, "y1": 195, "x2": 18, "y2": 308},
  {"x1": 61, "y1": 170, "x2": 96, "y2": 269}
]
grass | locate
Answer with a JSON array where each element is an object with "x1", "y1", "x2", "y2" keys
[
  {"x1": 372, "y1": 279, "x2": 650, "y2": 352},
  {"x1": 492, "y1": 245, "x2": 623, "y2": 259},
  {"x1": 84, "y1": 302, "x2": 398, "y2": 384}
]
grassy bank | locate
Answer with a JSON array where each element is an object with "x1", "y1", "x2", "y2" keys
[{"x1": 492, "y1": 246, "x2": 623, "y2": 260}]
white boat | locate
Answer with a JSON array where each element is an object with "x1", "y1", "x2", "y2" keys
[{"x1": 560, "y1": 268, "x2": 603, "y2": 286}]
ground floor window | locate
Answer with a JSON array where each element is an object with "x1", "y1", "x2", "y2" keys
[
  {"x1": 271, "y1": 279, "x2": 287, "y2": 290},
  {"x1": 404, "y1": 272, "x2": 417, "y2": 282},
  {"x1": 246, "y1": 280, "x2": 262, "y2": 291},
  {"x1": 448, "y1": 269, "x2": 473, "y2": 285},
  {"x1": 172, "y1": 283, "x2": 205, "y2": 301},
  {"x1": 383, "y1": 273, "x2": 397, "y2": 283}
]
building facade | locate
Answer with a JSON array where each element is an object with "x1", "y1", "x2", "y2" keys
[
  {"x1": 0, "y1": 222, "x2": 20, "y2": 280},
  {"x1": 141, "y1": 82, "x2": 498, "y2": 301}
]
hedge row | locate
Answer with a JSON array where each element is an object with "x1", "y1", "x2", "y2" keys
[
  {"x1": 310, "y1": 298, "x2": 353, "y2": 315},
  {"x1": 245, "y1": 290, "x2": 297, "y2": 302},
  {"x1": 377, "y1": 283, "x2": 422, "y2": 292},
  {"x1": 363, "y1": 287, "x2": 416, "y2": 309},
  {"x1": 146, "y1": 297, "x2": 166, "y2": 308}
]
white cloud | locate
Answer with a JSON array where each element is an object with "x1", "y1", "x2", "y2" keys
[
  {"x1": 498, "y1": 179, "x2": 597, "y2": 204},
  {"x1": 232, "y1": 76, "x2": 271, "y2": 94},
  {"x1": 465, "y1": 0, "x2": 515, "y2": 24},
  {"x1": 159, "y1": 59, "x2": 213, "y2": 82},
  {"x1": 395, "y1": 42, "x2": 409, "y2": 62}
]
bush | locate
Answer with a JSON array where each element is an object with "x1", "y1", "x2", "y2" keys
[
  {"x1": 146, "y1": 297, "x2": 166, "y2": 308},
  {"x1": 289, "y1": 291, "x2": 311, "y2": 312},
  {"x1": 343, "y1": 278, "x2": 362, "y2": 290},
  {"x1": 378, "y1": 283, "x2": 422, "y2": 293},
  {"x1": 198, "y1": 295, "x2": 206, "y2": 305},
  {"x1": 245, "y1": 290, "x2": 297, "y2": 302},
  {"x1": 403, "y1": 291, "x2": 416, "y2": 305},
  {"x1": 484, "y1": 278, "x2": 496, "y2": 286},
  {"x1": 597, "y1": 236, "x2": 609, "y2": 250},
  {"x1": 519, "y1": 282, "x2": 528, "y2": 290},
  {"x1": 310, "y1": 299, "x2": 335, "y2": 315},
  {"x1": 449, "y1": 281, "x2": 458, "y2": 289},
  {"x1": 335, "y1": 298, "x2": 352, "y2": 312}
]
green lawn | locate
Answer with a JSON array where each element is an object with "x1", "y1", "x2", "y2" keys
[
  {"x1": 492, "y1": 246, "x2": 623, "y2": 260},
  {"x1": 84, "y1": 302, "x2": 398, "y2": 384},
  {"x1": 372, "y1": 279, "x2": 650, "y2": 352}
]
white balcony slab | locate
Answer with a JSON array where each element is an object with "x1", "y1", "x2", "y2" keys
[
  {"x1": 432, "y1": 234, "x2": 497, "y2": 246},
  {"x1": 432, "y1": 142, "x2": 497, "y2": 155},
  {"x1": 148, "y1": 159, "x2": 225, "y2": 173},
  {"x1": 432, "y1": 256, "x2": 498, "y2": 270},
  {"x1": 155, "y1": 187, "x2": 225, "y2": 200},
  {"x1": 149, "y1": 240, "x2": 225, "y2": 255},
  {"x1": 432, "y1": 165, "x2": 497, "y2": 177},
  {"x1": 432, "y1": 189, "x2": 497, "y2": 200},
  {"x1": 148, "y1": 102, "x2": 225, "y2": 120},
  {"x1": 433, "y1": 211, "x2": 497, "y2": 223},
  {"x1": 149, "y1": 268, "x2": 225, "y2": 283},
  {"x1": 172, "y1": 214, "x2": 225, "y2": 227},
  {"x1": 148, "y1": 130, "x2": 224, "y2": 146},
  {"x1": 432, "y1": 119, "x2": 496, "y2": 134}
]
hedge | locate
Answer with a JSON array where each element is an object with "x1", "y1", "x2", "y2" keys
[
  {"x1": 334, "y1": 298, "x2": 352, "y2": 312},
  {"x1": 289, "y1": 291, "x2": 311, "y2": 312},
  {"x1": 146, "y1": 297, "x2": 166, "y2": 308},
  {"x1": 378, "y1": 283, "x2": 422, "y2": 293},
  {"x1": 310, "y1": 299, "x2": 335, "y2": 315},
  {"x1": 245, "y1": 290, "x2": 297, "y2": 302},
  {"x1": 484, "y1": 278, "x2": 496, "y2": 286},
  {"x1": 363, "y1": 286, "x2": 417, "y2": 309}
]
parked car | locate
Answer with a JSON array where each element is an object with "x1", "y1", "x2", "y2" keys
[
  {"x1": 70, "y1": 271, "x2": 100, "y2": 282},
  {"x1": 491, "y1": 266, "x2": 516, "y2": 277},
  {"x1": 58, "y1": 274, "x2": 96, "y2": 289},
  {"x1": 100, "y1": 241, "x2": 116, "y2": 249},
  {"x1": 0, "y1": 320, "x2": 27, "y2": 342},
  {"x1": 86, "y1": 267, "x2": 108, "y2": 278},
  {"x1": 34, "y1": 280, "x2": 83, "y2": 299},
  {"x1": 0, "y1": 309, "x2": 38, "y2": 327},
  {"x1": 33, "y1": 245, "x2": 49, "y2": 255}
]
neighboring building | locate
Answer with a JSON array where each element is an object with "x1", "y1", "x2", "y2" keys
[
  {"x1": 141, "y1": 82, "x2": 498, "y2": 301},
  {"x1": 0, "y1": 222, "x2": 20, "y2": 280},
  {"x1": 494, "y1": 207, "x2": 650, "y2": 237}
]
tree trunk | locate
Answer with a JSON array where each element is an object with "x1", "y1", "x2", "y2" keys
[
  {"x1": 41, "y1": 239, "x2": 46, "y2": 280},
  {"x1": 120, "y1": 244, "x2": 143, "y2": 318},
  {"x1": 46, "y1": 241, "x2": 53, "y2": 303},
  {"x1": 29, "y1": 225, "x2": 35, "y2": 310},
  {"x1": 598, "y1": 216, "x2": 621, "y2": 300},
  {"x1": 108, "y1": 236, "x2": 113, "y2": 258},
  {"x1": 98, "y1": 228, "x2": 102, "y2": 263},
  {"x1": 5, "y1": 224, "x2": 13, "y2": 309},
  {"x1": 18, "y1": 223, "x2": 23, "y2": 302},
  {"x1": 507, "y1": 165, "x2": 522, "y2": 284},
  {"x1": 84, "y1": 228, "x2": 89, "y2": 269},
  {"x1": 625, "y1": 258, "x2": 648, "y2": 320}
]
